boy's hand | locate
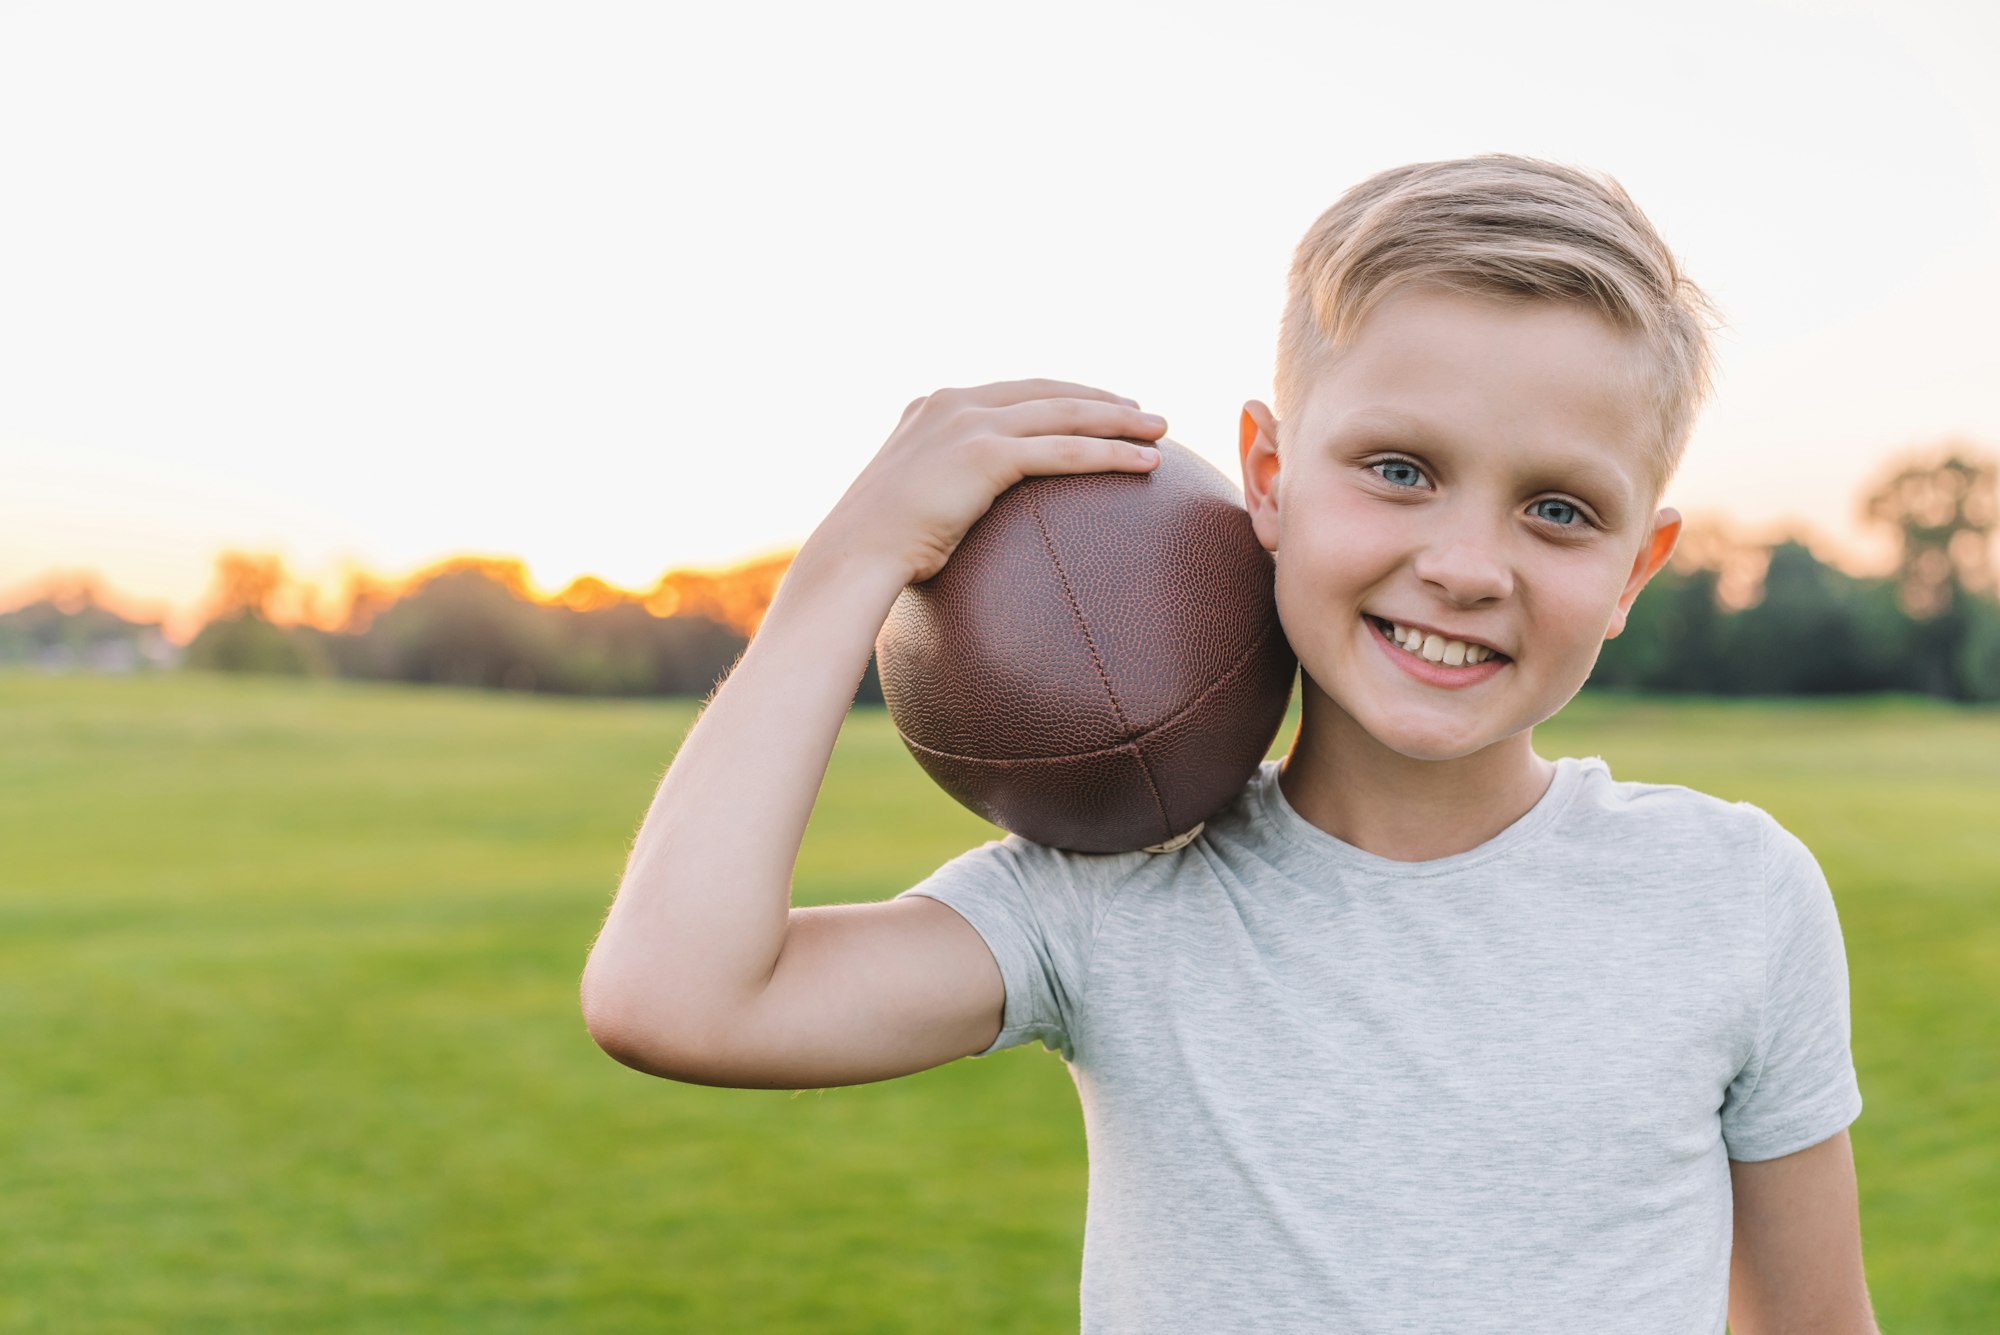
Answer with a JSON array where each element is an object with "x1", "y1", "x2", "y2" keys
[{"x1": 817, "y1": 378, "x2": 1167, "y2": 586}]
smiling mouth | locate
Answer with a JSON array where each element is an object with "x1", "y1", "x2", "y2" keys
[{"x1": 1365, "y1": 615, "x2": 1511, "y2": 667}]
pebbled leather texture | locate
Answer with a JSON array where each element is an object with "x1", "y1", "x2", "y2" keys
[{"x1": 875, "y1": 436, "x2": 1297, "y2": 854}]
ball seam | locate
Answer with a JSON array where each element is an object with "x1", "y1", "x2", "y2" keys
[
  {"x1": 891, "y1": 615, "x2": 1284, "y2": 765},
  {"x1": 1023, "y1": 488, "x2": 1173, "y2": 841}
]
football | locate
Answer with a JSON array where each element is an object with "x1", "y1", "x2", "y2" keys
[{"x1": 874, "y1": 435, "x2": 1297, "y2": 854}]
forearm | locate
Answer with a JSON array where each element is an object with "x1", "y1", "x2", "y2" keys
[{"x1": 581, "y1": 527, "x2": 910, "y2": 1055}]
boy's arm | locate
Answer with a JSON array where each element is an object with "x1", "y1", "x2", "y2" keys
[
  {"x1": 578, "y1": 381, "x2": 1166, "y2": 1087},
  {"x1": 580, "y1": 540, "x2": 1004, "y2": 1084},
  {"x1": 1727, "y1": 1129, "x2": 1878, "y2": 1335}
]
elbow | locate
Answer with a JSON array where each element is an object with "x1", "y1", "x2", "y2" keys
[
  {"x1": 579, "y1": 960, "x2": 671, "y2": 1076},
  {"x1": 579, "y1": 958, "x2": 722, "y2": 1081}
]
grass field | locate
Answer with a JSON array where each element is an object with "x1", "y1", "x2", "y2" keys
[{"x1": 2, "y1": 671, "x2": 1995, "y2": 1332}]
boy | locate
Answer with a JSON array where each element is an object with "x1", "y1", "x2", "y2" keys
[{"x1": 581, "y1": 154, "x2": 1874, "y2": 1332}]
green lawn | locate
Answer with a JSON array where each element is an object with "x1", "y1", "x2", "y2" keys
[{"x1": 1, "y1": 672, "x2": 1993, "y2": 1332}]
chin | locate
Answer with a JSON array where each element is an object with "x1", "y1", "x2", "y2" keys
[
  {"x1": 1361, "y1": 715, "x2": 1496, "y2": 763},
  {"x1": 1388, "y1": 735, "x2": 1491, "y2": 764}
]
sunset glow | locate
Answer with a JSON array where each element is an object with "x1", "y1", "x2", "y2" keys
[{"x1": 3, "y1": 0, "x2": 1994, "y2": 645}]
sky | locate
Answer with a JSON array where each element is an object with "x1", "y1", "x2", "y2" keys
[{"x1": 3, "y1": 0, "x2": 1996, "y2": 642}]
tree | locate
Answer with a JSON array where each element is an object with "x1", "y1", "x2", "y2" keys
[
  {"x1": 183, "y1": 550, "x2": 331, "y2": 677},
  {"x1": 1721, "y1": 541, "x2": 1912, "y2": 694},
  {"x1": 359, "y1": 565, "x2": 560, "y2": 691},
  {"x1": 185, "y1": 613, "x2": 328, "y2": 676},
  {"x1": 203, "y1": 551, "x2": 292, "y2": 622},
  {"x1": 1861, "y1": 443, "x2": 1998, "y2": 699}
]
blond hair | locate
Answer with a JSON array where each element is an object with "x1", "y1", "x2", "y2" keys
[{"x1": 1273, "y1": 154, "x2": 1724, "y2": 500}]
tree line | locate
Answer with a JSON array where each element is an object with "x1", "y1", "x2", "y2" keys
[
  {"x1": 182, "y1": 555, "x2": 853, "y2": 701},
  {"x1": 7, "y1": 443, "x2": 1995, "y2": 704},
  {"x1": 1597, "y1": 446, "x2": 1997, "y2": 698}
]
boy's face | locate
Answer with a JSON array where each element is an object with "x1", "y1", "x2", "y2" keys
[{"x1": 1239, "y1": 282, "x2": 1682, "y2": 763}]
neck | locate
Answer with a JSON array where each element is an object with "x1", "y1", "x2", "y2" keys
[{"x1": 1277, "y1": 679, "x2": 1558, "y2": 863}]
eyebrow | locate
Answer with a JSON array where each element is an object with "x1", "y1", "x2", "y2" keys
[{"x1": 1330, "y1": 407, "x2": 1635, "y2": 514}]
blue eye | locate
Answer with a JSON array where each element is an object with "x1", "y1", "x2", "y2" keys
[
  {"x1": 1373, "y1": 460, "x2": 1426, "y2": 488},
  {"x1": 1531, "y1": 498, "x2": 1584, "y2": 526}
]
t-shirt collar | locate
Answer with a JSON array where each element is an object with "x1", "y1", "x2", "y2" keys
[{"x1": 1247, "y1": 753, "x2": 1602, "y2": 881}]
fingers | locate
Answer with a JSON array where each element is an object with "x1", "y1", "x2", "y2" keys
[
  {"x1": 911, "y1": 380, "x2": 1165, "y2": 480},
  {"x1": 982, "y1": 395, "x2": 1165, "y2": 446},
  {"x1": 970, "y1": 391, "x2": 1166, "y2": 480},
  {"x1": 1002, "y1": 431, "x2": 1167, "y2": 480}
]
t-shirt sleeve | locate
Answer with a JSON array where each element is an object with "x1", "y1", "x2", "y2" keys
[
  {"x1": 1719, "y1": 812, "x2": 1865, "y2": 1161},
  {"x1": 894, "y1": 833, "x2": 1119, "y2": 1063}
]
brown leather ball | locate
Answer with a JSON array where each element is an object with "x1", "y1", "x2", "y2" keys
[{"x1": 874, "y1": 435, "x2": 1297, "y2": 854}]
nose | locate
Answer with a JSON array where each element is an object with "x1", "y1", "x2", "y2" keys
[{"x1": 1410, "y1": 514, "x2": 1515, "y2": 607}]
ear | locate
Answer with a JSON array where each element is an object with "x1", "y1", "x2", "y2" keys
[
  {"x1": 1605, "y1": 507, "x2": 1682, "y2": 640},
  {"x1": 1240, "y1": 401, "x2": 1282, "y2": 554}
]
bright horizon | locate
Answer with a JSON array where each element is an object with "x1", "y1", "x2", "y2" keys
[{"x1": 5, "y1": 0, "x2": 1997, "y2": 646}]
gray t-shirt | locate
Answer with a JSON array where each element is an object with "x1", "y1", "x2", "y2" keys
[{"x1": 895, "y1": 754, "x2": 1863, "y2": 1334}]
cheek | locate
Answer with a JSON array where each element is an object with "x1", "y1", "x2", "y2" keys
[
  {"x1": 1270, "y1": 498, "x2": 1396, "y2": 638},
  {"x1": 1534, "y1": 559, "x2": 1635, "y2": 642},
  {"x1": 1281, "y1": 487, "x2": 1404, "y2": 575}
]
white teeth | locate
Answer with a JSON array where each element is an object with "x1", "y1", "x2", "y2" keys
[{"x1": 1377, "y1": 618, "x2": 1501, "y2": 669}]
